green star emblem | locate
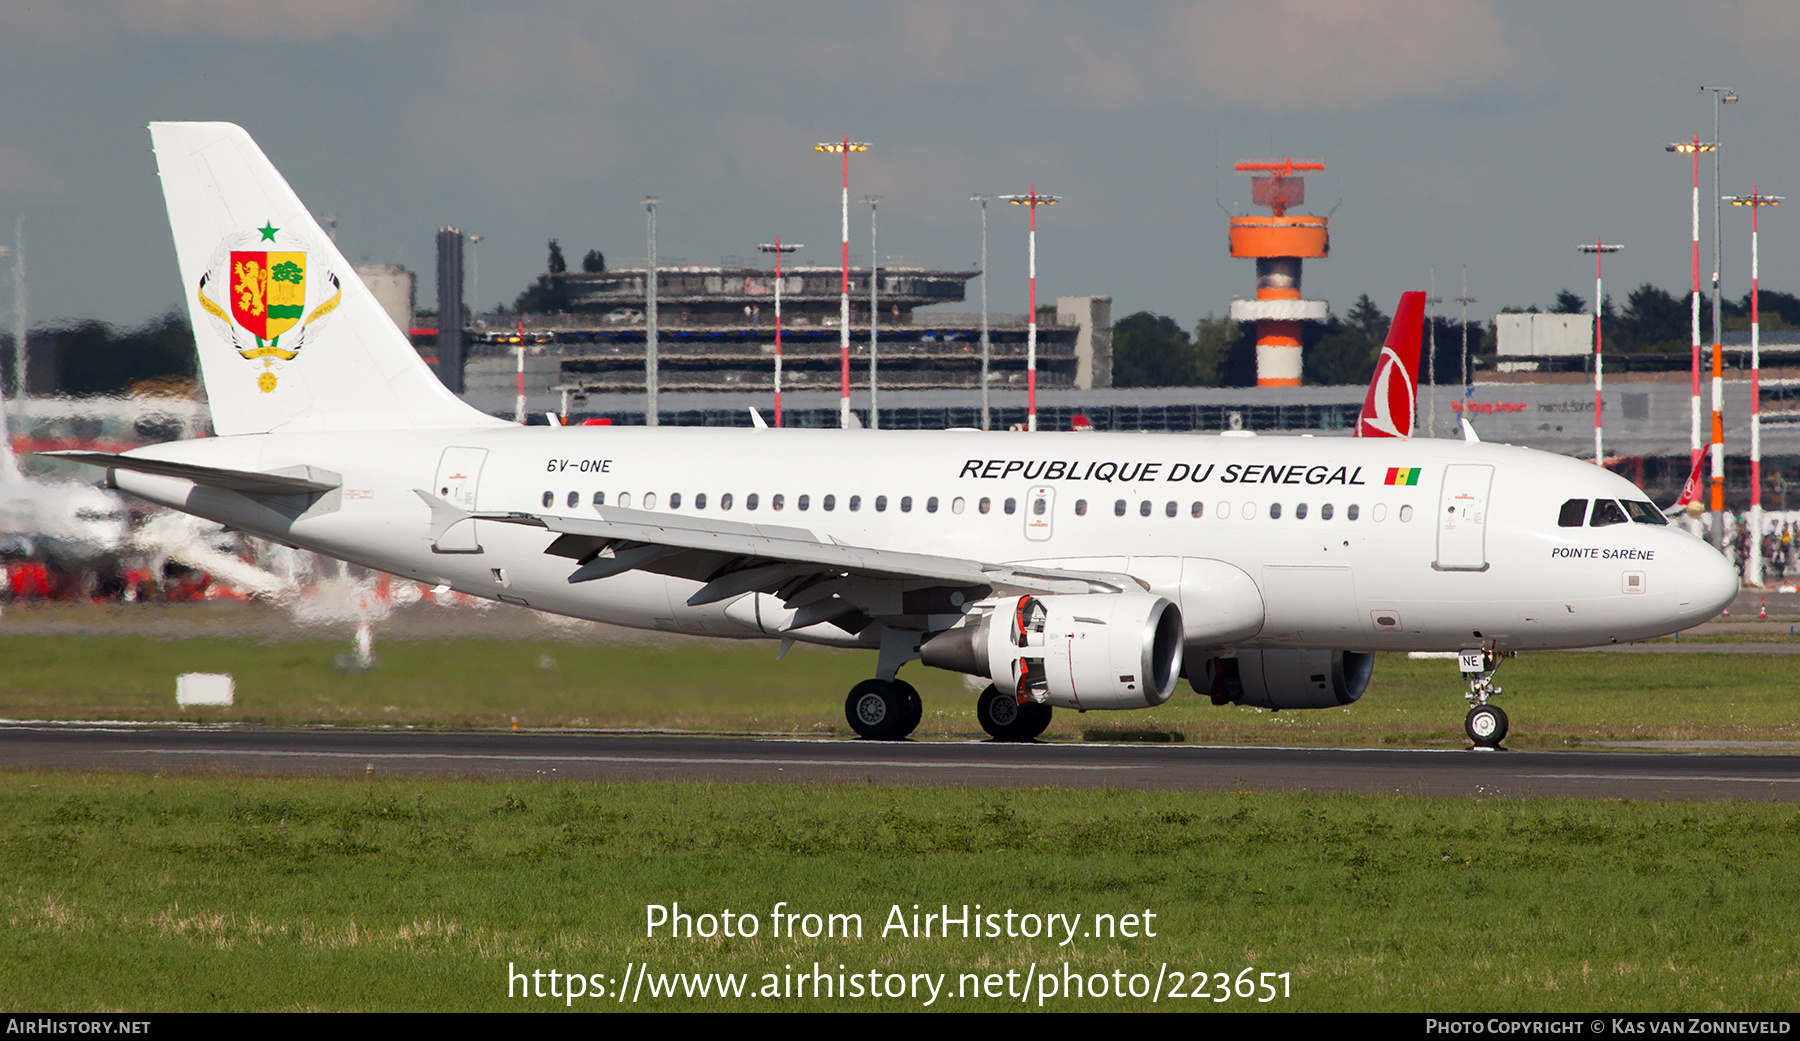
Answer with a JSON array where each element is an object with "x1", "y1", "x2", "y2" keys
[{"x1": 257, "y1": 222, "x2": 279, "y2": 242}]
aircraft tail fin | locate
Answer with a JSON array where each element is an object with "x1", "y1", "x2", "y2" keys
[
  {"x1": 1670, "y1": 451, "x2": 1708, "y2": 514},
  {"x1": 1354, "y1": 291, "x2": 1426, "y2": 438},
  {"x1": 149, "y1": 122, "x2": 501, "y2": 437}
]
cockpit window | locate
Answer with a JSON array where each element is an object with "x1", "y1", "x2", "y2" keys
[
  {"x1": 1558, "y1": 499, "x2": 1588, "y2": 527},
  {"x1": 1622, "y1": 500, "x2": 1668, "y2": 525},
  {"x1": 1589, "y1": 499, "x2": 1629, "y2": 527}
]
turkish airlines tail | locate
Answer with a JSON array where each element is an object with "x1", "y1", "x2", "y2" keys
[
  {"x1": 1353, "y1": 291, "x2": 1426, "y2": 438},
  {"x1": 149, "y1": 122, "x2": 498, "y2": 437}
]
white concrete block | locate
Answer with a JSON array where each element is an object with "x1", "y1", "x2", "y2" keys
[{"x1": 176, "y1": 673, "x2": 234, "y2": 708}]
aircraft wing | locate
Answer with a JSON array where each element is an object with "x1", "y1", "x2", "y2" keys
[
  {"x1": 39, "y1": 451, "x2": 342, "y2": 496},
  {"x1": 429, "y1": 493, "x2": 1140, "y2": 632}
]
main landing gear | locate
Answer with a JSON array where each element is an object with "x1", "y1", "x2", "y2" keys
[
  {"x1": 976, "y1": 684, "x2": 1053, "y2": 742},
  {"x1": 845, "y1": 679, "x2": 922, "y2": 741},
  {"x1": 1459, "y1": 645, "x2": 1511, "y2": 750}
]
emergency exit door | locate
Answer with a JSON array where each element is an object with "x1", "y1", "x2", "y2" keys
[
  {"x1": 432, "y1": 447, "x2": 487, "y2": 554},
  {"x1": 1435, "y1": 463, "x2": 1493, "y2": 571}
]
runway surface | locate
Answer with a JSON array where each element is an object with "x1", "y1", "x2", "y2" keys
[{"x1": 4, "y1": 724, "x2": 1799, "y2": 801}]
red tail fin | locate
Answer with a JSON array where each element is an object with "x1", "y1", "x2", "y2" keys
[
  {"x1": 1354, "y1": 291, "x2": 1426, "y2": 438},
  {"x1": 1673, "y1": 452, "x2": 1707, "y2": 509}
]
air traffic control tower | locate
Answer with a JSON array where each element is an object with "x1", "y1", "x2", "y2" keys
[{"x1": 1229, "y1": 158, "x2": 1329, "y2": 387}]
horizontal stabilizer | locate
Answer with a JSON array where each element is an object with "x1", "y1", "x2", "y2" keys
[{"x1": 42, "y1": 451, "x2": 341, "y2": 495}]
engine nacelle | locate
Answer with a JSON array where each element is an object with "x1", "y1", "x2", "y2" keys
[
  {"x1": 920, "y1": 593, "x2": 1184, "y2": 710},
  {"x1": 1196, "y1": 649, "x2": 1373, "y2": 710}
]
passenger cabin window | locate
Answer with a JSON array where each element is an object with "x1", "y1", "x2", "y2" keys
[
  {"x1": 1295, "y1": 503, "x2": 1308, "y2": 520},
  {"x1": 1589, "y1": 499, "x2": 1629, "y2": 527},
  {"x1": 542, "y1": 491, "x2": 554, "y2": 507},
  {"x1": 669, "y1": 492, "x2": 682, "y2": 509},
  {"x1": 952, "y1": 497, "x2": 965, "y2": 514},
  {"x1": 1623, "y1": 500, "x2": 1669, "y2": 525},
  {"x1": 592, "y1": 492, "x2": 605, "y2": 506},
  {"x1": 849, "y1": 495, "x2": 861, "y2": 511},
  {"x1": 798, "y1": 494, "x2": 811, "y2": 511},
  {"x1": 1075, "y1": 499, "x2": 1088, "y2": 516},
  {"x1": 1319, "y1": 503, "x2": 1332, "y2": 520},
  {"x1": 566, "y1": 491, "x2": 579, "y2": 509},
  {"x1": 695, "y1": 493, "x2": 707, "y2": 510},
  {"x1": 822, "y1": 494, "x2": 836, "y2": 511},
  {"x1": 900, "y1": 496, "x2": 913, "y2": 513},
  {"x1": 772, "y1": 494, "x2": 784, "y2": 511},
  {"x1": 1346, "y1": 504, "x2": 1359, "y2": 520},
  {"x1": 1558, "y1": 499, "x2": 1588, "y2": 527},
  {"x1": 1164, "y1": 501, "x2": 1177, "y2": 518},
  {"x1": 1139, "y1": 500, "x2": 1152, "y2": 517},
  {"x1": 1269, "y1": 503, "x2": 1282, "y2": 519},
  {"x1": 979, "y1": 497, "x2": 991, "y2": 515},
  {"x1": 617, "y1": 492, "x2": 632, "y2": 509},
  {"x1": 876, "y1": 495, "x2": 888, "y2": 512},
  {"x1": 928, "y1": 496, "x2": 940, "y2": 514},
  {"x1": 720, "y1": 493, "x2": 733, "y2": 510},
  {"x1": 1004, "y1": 498, "x2": 1017, "y2": 515},
  {"x1": 1114, "y1": 499, "x2": 1127, "y2": 517},
  {"x1": 746, "y1": 493, "x2": 759, "y2": 511},
  {"x1": 1191, "y1": 501, "x2": 1204, "y2": 518}
]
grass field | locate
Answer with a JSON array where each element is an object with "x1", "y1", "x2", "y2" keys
[
  {"x1": 1, "y1": 772, "x2": 1796, "y2": 1011},
  {"x1": 4, "y1": 622, "x2": 1800, "y2": 748}
]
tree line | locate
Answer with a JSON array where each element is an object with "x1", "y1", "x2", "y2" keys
[{"x1": 1112, "y1": 283, "x2": 1800, "y2": 389}]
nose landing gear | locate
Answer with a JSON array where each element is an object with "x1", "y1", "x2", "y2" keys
[{"x1": 1459, "y1": 645, "x2": 1510, "y2": 749}]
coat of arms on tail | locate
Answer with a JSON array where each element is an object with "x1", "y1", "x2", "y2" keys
[{"x1": 194, "y1": 221, "x2": 342, "y2": 393}]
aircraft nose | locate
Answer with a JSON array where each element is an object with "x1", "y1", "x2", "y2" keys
[{"x1": 1675, "y1": 536, "x2": 1739, "y2": 625}]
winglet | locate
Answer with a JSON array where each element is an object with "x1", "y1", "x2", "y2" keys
[
  {"x1": 1354, "y1": 291, "x2": 1426, "y2": 438},
  {"x1": 748, "y1": 407, "x2": 768, "y2": 429},
  {"x1": 1461, "y1": 417, "x2": 1481, "y2": 443}
]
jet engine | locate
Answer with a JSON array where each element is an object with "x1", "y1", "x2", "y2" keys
[
  {"x1": 920, "y1": 593, "x2": 1183, "y2": 710},
  {"x1": 1195, "y1": 649, "x2": 1373, "y2": 710}
]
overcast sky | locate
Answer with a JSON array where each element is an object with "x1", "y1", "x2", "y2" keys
[{"x1": 3, "y1": 1, "x2": 1798, "y2": 331}]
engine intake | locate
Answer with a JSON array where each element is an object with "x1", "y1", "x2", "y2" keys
[
  {"x1": 921, "y1": 593, "x2": 1184, "y2": 710},
  {"x1": 1196, "y1": 649, "x2": 1373, "y2": 710}
]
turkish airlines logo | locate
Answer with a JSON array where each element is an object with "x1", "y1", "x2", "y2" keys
[{"x1": 1358, "y1": 345, "x2": 1415, "y2": 438}]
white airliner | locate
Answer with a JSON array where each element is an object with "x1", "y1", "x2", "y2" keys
[
  {"x1": 0, "y1": 390, "x2": 130, "y2": 571},
  {"x1": 51, "y1": 123, "x2": 1738, "y2": 748}
]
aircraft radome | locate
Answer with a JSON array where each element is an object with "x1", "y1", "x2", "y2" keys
[{"x1": 49, "y1": 123, "x2": 1739, "y2": 748}]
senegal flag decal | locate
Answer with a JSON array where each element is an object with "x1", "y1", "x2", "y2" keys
[{"x1": 1385, "y1": 467, "x2": 1422, "y2": 486}]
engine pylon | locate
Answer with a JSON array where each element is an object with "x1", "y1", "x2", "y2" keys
[{"x1": 1229, "y1": 158, "x2": 1329, "y2": 387}]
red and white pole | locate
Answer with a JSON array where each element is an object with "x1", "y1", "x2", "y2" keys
[
  {"x1": 1027, "y1": 189, "x2": 1039, "y2": 432},
  {"x1": 1594, "y1": 239, "x2": 1604, "y2": 465},
  {"x1": 1578, "y1": 241, "x2": 1622, "y2": 465},
  {"x1": 515, "y1": 318, "x2": 527, "y2": 424},
  {"x1": 1002, "y1": 188, "x2": 1058, "y2": 430},
  {"x1": 775, "y1": 237, "x2": 785, "y2": 428},
  {"x1": 838, "y1": 136, "x2": 851, "y2": 429},
  {"x1": 1690, "y1": 137, "x2": 1703, "y2": 475},
  {"x1": 1750, "y1": 190, "x2": 1764, "y2": 585}
]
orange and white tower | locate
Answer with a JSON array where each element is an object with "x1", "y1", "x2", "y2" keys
[{"x1": 1229, "y1": 158, "x2": 1329, "y2": 387}]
